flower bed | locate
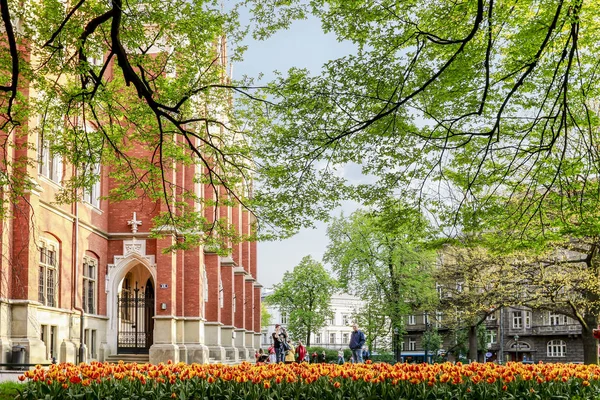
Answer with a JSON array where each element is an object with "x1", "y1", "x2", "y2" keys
[{"x1": 15, "y1": 360, "x2": 600, "y2": 399}]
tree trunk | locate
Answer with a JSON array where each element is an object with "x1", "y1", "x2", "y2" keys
[
  {"x1": 306, "y1": 325, "x2": 311, "y2": 348},
  {"x1": 582, "y1": 313, "x2": 599, "y2": 365},
  {"x1": 468, "y1": 325, "x2": 478, "y2": 362}
]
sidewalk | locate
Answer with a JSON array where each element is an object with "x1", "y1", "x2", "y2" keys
[{"x1": 0, "y1": 370, "x2": 24, "y2": 382}]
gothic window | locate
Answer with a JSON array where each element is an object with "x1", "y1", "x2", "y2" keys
[
  {"x1": 38, "y1": 239, "x2": 58, "y2": 307},
  {"x1": 82, "y1": 256, "x2": 97, "y2": 314},
  {"x1": 219, "y1": 278, "x2": 224, "y2": 308}
]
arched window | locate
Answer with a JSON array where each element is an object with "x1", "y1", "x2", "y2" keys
[
  {"x1": 219, "y1": 278, "x2": 224, "y2": 308},
  {"x1": 547, "y1": 340, "x2": 566, "y2": 357},
  {"x1": 38, "y1": 238, "x2": 59, "y2": 307},
  {"x1": 202, "y1": 265, "x2": 208, "y2": 317}
]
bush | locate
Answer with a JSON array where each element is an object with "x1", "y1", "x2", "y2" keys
[{"x1": 305, "y1": 347, "x2": 351, "y2": 363}]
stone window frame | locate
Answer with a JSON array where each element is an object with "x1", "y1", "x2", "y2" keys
[
  {"x1": 82, "y1": 256, "x2": 98, "y2": 314},
  {"x1": 38, "y1": 238, "x2": 59, "y2": 307}
]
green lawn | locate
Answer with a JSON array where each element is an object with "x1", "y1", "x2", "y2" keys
[{"x1": 0, "y1": 382, "x2": 21, "y2": 400}]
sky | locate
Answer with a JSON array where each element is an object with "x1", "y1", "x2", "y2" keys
[{"x1": 233, "y1": 12, "x2": 357, "y2": 289}]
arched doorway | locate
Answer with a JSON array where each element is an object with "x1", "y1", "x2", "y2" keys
[{"x1": 117, "y1": 273, "x2": 155, "y2": 354}]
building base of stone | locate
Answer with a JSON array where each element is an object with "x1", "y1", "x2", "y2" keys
[
  {"x1": 149, "y1": 344, "x2": 180, "y2": 364},
  {"x1": 207, "y1": 345, "x2": 226, "y2": 362},
  {"x1": 185, "y1": 344, "x2": 209, "y2": 364}
]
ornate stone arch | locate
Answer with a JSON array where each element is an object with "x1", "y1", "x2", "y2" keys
[{"x1": 105, "y1": 239, "x2": 156, "y2": 356}]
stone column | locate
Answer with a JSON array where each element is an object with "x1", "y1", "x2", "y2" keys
[
  {"x1": 233, "y1": 267, "x2": 247, "y2": 360},
  {"x1": 10, "y1": 301, "x2": 48, "y2": 364},
  {"x1": 220, "y1": 257, "x2": 237, "y2": 362},
  {"x1": 204, "y1": 252, "x2": 225, "y2": 361},
  {"x1": 244, "y1": 277, "x2": 256, "y2": 360},
  {"x1": 182, "y1": 246, "x2": 208, "y2": 363},
  {"x1": 149, "y1": 236, "x2": 180, "y2": 364}
]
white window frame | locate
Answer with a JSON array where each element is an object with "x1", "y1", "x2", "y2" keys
[
  {"x1": 37, "y1": 130, "x2": 63, "y2": 184},
  {"x1": 435, "y1": 311, "x2": 443, "y2": 328},
  {"x1": 408, "y1": 315, "x2": 416, "y2": 325},
  {"x1": 486, "y1": 329, "x2": 497, "y2": 345},
  {"x1": 83, "y1": 164, "x2": 101, "y2": 208},
  {"x1": 342, "y1": 314, "x2": 350, "y2": 326},
  {"x1": 315, "y1": 333, "x2": 322, "y2": 344},
  {"x1": 280, "y1": 311, "x2": 287, "y2": 324},
  {"x1": 524, "y1": 311, "x2": 531, "y2": 328},
  {"x1": 548, "y1": 312, "x2": 567, "y2": 326},
  {"x1": 547, "y1": 340, "x2": 566, "y2": 357},
  {"x1": 408, "y1": 338, "x2": 416, "y2": 351},
  {"x1": 512, "y1": 311, "x2": 522, "y2": 329},
  {"x1": 329, "y1": 332, "x2": 336, "y2": 344},
  {"x1": 342, "y1": 332, "x2": 349, "y2": 344},
  {"x1": 456, "y1": 282, "x2": 464, "y2": 293}
]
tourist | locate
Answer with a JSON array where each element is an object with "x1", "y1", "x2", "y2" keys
[
  {"x1": 337, "y1": 348, "x2": 345, "y2": 364},
  {"x1": 285, "y1": 340, "x2": 296, "y2": 364},
  {"x1": 349, "y1": 323, "x2": 366, "y2": 363},
  {"x1": 272, "y1": 324, "x2": 288, "y2": 363},
  {"x1": 296, "y1": 340, "x2": 307, "y2": 363}
]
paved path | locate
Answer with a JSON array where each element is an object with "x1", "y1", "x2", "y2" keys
[{"x1": 0, "y1": 370, "x2": 24, "y2": 382}]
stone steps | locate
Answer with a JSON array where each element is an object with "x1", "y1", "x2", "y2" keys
[{"x1": 104, "y1": 354, "x2": 150, "y2": 364}]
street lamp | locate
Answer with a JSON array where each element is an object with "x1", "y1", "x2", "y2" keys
[{"x1": 514, "y1": 335, "x2": 519, "y2": 362}]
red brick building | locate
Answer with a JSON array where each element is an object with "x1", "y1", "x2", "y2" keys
[{"x1": 0, "y1": 103, "x2": 261, "y2": 366}]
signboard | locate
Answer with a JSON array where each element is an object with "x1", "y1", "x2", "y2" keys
[
  {"x1": 485, "y1": 352, "x2": 492, "y2": 358},
  {"x1": 160, "y1": 283, "x2": 168, "y2": 289}
]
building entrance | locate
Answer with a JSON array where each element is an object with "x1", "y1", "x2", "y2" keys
[{"x1": 117, "y1": 279, "x2": 154, "y2": 354}]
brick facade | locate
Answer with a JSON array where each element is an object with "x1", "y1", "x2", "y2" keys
[{"x1": 0, "y1": 106, "x2": 260, "y2": 368}]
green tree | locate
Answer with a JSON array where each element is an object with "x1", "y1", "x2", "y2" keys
[
  {"x1": 0, "y1": 0, "x2": 290, "y2": 250},
  {"x1": 324, "y1": 201, "x2": 438, "y2": 351},
  {"x1": 245, "y1": 0, "x2": 600, "y2": 232},
  {"x1": 351, "y1": 293, "x2": 391, "y2": 352},
  {"x1": 261, "y1": 302, "x2": 272, "y2": 329},
  {"x1": 265, "y1": 255, "x2": 337, "y2": 347},
  {"x1": 422, "y1": 327, "x2": 442, "y2": 363}
]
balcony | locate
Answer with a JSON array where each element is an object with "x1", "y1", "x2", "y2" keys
[{"x1": 531, "y1": 324, "x2": 581, "y2": 335}]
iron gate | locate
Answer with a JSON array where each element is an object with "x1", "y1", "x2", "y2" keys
[{"x1": 117, "y1": 284, "x2": 154, "y2": 354}]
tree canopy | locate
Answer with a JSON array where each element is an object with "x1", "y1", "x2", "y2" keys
[
  {"x1": 324, "y1": 201, "x2": 438, "y2": 337},
  {"x1": 264, "y1": 255, "x2": 337, "y2": 347},
  {"x1": 244, "y1": 0, "x2": 600, "y2": 237}
]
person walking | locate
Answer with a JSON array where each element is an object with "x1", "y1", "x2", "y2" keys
[
  {"x1": 296, "y1": 340, "x2": 307, "y2": 363},
  {"x1": 337, "y1": 348, "x2": 345, "y2": 364},
  {"x1": 349, "y1": 323, "x2": 366, "y2": 363},
  {"x1": 272, "y1": 324, "x2": 288, "y2": 363}
]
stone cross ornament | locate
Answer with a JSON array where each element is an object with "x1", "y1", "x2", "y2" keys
[{"x1": 127, "y1": 212, "x2": 142, "y2": 233}]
